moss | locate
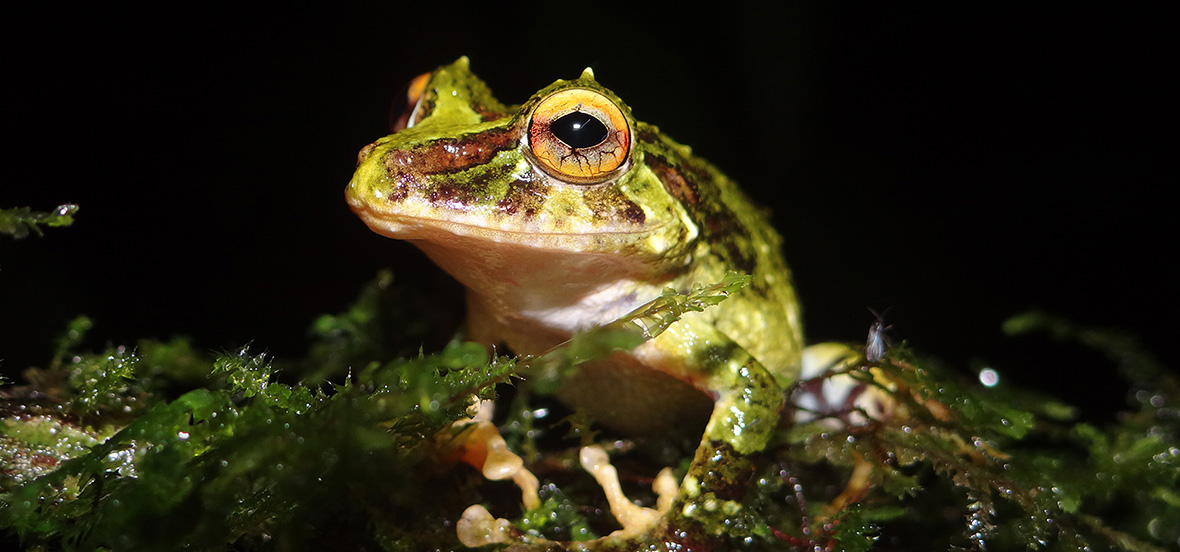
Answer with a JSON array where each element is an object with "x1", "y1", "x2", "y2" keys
[
  {"x1": 1, "y1": 216, "x2": 1175, "y2": 550},
  {"x1": 0, "y1": 205, "x2": 78, "y2": 239}
]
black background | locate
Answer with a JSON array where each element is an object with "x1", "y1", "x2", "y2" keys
[{"x1": 2, "y1": 5, "x2": 1171, "y2": 421}]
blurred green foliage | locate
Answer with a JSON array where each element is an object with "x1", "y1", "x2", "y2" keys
[{"x1": 0, "y1": 205, "x2": 78, "y2": 239}]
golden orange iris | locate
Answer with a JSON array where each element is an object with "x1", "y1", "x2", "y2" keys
[{"x1": 527, "y1": 88, "x2": 631, "y2": 183}]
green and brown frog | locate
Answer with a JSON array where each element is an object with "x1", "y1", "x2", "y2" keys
[{"x1": 346, "y1": 57, "x2": 807, "y2": 549}]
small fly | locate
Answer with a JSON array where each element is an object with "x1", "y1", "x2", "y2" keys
[{"x1": 865, "y1": 307, "x2": 893, "y2": 362}]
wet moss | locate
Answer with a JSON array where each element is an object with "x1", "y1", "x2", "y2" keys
[{"x1": 1, "y1": 213, "x2": 1174, "y2": 550}]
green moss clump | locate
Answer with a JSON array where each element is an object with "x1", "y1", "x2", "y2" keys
[
  {"x1": 1, "y1": 275, "x2": 517, "y2": 550},
  {"x1": 1, "y1": 269, "x2": 1176, "y2": 551}
]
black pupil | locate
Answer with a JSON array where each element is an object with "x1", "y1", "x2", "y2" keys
[{"x1": 550, "y1": 112, "x2": 609, "y2": 148}]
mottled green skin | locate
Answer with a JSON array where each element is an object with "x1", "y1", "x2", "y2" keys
[{"x1": 347, "y1": 58, "x2": 803, "y2": 544}]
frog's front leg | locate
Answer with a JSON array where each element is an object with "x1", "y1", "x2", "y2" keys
[{"x1": 638, "y1": 319, "x2": 787, "y2": 537}]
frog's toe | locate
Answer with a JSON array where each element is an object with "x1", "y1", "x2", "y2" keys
[
  {"x1": 580, "y1": 445, "x2": 674, "y2": 538},
  {"x1": 462, "y1": 419, "x2": 541, "y2": 509},
  {"x1": 449, "y1": 401, "x2": 541, "y2": 510},
  {"x1": 456, "y1": 504, "x2": 515, "y2": 548}
]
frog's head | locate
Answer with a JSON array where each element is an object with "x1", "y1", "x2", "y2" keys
[{"x1": 346, "y1": 58, "x2": 700, "y2": 295}]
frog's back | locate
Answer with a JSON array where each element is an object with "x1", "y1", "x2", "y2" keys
[{"x1": 636, "y1": 122, "x2": 803, "y2": 378}]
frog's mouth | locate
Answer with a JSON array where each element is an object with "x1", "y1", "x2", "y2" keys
[
  {"x1": 350, "y1": 206, "x2": 685, "y2": 287},
  {"x1": 350, "y1": 207, "x2": 675, "y2": 257},
  {"x1": 354, "y1": 208, "x2": 680, "y2": 303}
]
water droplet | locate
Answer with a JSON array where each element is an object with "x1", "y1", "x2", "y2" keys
[{"x1": 978, "y1": 367, "x2": 1000, "y2": 387}]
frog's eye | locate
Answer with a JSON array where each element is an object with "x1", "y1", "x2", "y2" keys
[
  {"x1": 527, "y1": 88, "x2": 630, "y2": 183},
  {"x1": 392, "y1": 71, "x2": 434, "y2": 131}
]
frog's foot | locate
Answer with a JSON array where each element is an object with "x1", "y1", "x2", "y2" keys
[
  {"x1": 449, "y1": 400, "x2": 540, "y2": 511},
  {"x1": 456, "y1": 504, "x2": 516, "y2": 548},
  {"x1": 455, "y1": 444, "x2": 676, "y2": 548},
  {"x1": 580, "y1": 444, "x2": 677, "y2": 538}
]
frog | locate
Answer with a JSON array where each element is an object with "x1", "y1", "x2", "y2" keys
[{"x1": 345, "y1": 57, "x2": 804, "y2": 549}]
